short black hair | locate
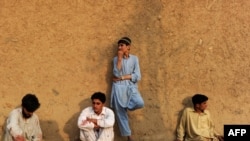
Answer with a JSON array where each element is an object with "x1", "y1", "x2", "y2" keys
[
  {"x1": 192, "y1": 94, "x2": 208, "y2": 105},
  {"x1": 91, "y1": 92, "x2": 106, "y2": 103},
  {"x1": 22, "y1": 94, "x2": 40, "y2": 112},
  {"x1": 118, "y1": 37, "x2": 131, "y2": 45}
]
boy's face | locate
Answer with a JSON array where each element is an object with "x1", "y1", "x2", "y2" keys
[
  {"x1": 92, "y1": 99, "x2": 104, "y2": 115},
  {"x1": 118, "y1": 43, "x2": 130, "y2": 53},
  {"x1": 196, "y1": 101, "x2": 208, "y2": 112},
  {"x1": 22, "y1": 107, "x2": 33, "y2": 119}
]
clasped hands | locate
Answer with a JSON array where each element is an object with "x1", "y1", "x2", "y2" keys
[{"x1": 81, "y1": 117, "x2": 100, "y2": 129}]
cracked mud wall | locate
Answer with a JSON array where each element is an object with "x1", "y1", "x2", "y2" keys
[{"x1": 0, "y1": 0, "x2": 249, "y2": 141}]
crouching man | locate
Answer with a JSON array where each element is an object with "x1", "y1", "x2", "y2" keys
[{"x1": 78, "y1": 92, "x2": 115, "y2": 141}]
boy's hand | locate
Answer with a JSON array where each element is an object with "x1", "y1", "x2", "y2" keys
[
  {"x1": 14, "y1": 135, "x2": 25, "y2": 141},
  {"x1": 218, "y1": 136, "x2": 224, "y2": 141},
  {"x1": 117, "y1": 50, "x2": 124, "y2": 59}
]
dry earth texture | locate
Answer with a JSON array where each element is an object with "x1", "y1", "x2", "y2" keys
[{"x1": 0, "y1": 0, "x2": 249, "y2": 141}]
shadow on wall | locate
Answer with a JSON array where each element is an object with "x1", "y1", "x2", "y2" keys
[
  {"x1": 0, "y1": 119, "x2": 63, "y2": 141},
  {"x1": 40, "y1": 120, "x2": 64, "y2": 141},
  {"x1": 105, "y1": 44, "x2": 121, "y2": 140},
  {"x1": 63, "y1": 39, "x2": 116, "y2": 140},
  {"x1": 1, "y1": 118, "x2": 7, "y2": 141},
  {"x1": 174, "y1": 96, "x2": 193, "y2": 138},
  {"x1": 64, "y1": 98, "x2": 90, "y2": 141},
  {"x1": 104, "y1": 42, "x2": 118, "y2": 104}
]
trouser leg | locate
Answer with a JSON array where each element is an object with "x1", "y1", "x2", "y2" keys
[
  {"x1": 97, "y1": 129, "x2": 114, "y2": 141},
  {"x1": 113, "y1": 99, "x2": 131, "y2": 136},
  {"x1": 80, "y1": 130, "x2": 96, "y2": 141}
]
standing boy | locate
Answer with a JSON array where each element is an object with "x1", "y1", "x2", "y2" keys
[{"x1": 110, "y1": 37, "x2": 144, "y2": 141}]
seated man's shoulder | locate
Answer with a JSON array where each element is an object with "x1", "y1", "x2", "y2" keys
[
  {"x1": 103, "y1": 107, "x2": 114, "y2": 113},
  {"x1": 184, "y1": 107, "x2": 194, "y2": 112},
  {"x1": 32, "y1": 113, "x2": 39, "y2": 119},
  {"x1": 84, "y1": 106, "x2": 93, "y2": 111},
  {"x1": 183, "y1": 107, "x2": 211, "y2": 114},
  {"x1": 204, "y1": 109, "x2": 211, "y2": 115},
  {"x1": 130, "y1": 54, "x2": 138, "y2": 59},
  {"x1": 9, "y1": 107, "x2": 22, "y2": 115}
]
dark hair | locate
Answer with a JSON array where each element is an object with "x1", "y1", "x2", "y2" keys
[
  {"x1": 91, "y1": 92, "x2": 106, "y2": 103},
  {"x1": 118, "y1": 37, "x2": 131, "y2": 45},
  {"x1": 192, "y1": 94, "x2": 208, "y2": 105},
  {"x1": 22, "y1": 94, "x2": 40, "y2": 112}
]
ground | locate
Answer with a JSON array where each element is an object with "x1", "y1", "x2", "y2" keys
[{"x1": 0, "y1": 0, "x2": 250, "y2": 141}]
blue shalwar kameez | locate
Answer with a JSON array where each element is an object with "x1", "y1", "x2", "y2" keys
[{"x1": 110, "y1": 54, "x2": 144, "y2": 136}]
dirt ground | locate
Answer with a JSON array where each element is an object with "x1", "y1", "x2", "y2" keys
[{"x1": 0, "y1": 0, "x2": 250, "y2": 141}]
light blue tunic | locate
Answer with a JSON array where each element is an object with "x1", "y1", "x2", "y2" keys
[{"x1": 110, "y1": 54, "x2": 144, "y2": 136}]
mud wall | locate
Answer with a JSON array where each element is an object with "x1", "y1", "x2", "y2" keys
[{"x1": 0, "y1": 0, "x2": 249, "y2": 141}]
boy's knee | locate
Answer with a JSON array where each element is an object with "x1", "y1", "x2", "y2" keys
[
  {"x1": 137, "y1": 99, "x2": 144, "y2": 108},
  {"x1": 128, "y1": 98, "x2": 144, "y2": 110}
]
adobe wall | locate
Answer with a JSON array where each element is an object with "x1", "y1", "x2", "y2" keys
[{"x1": 0, "y1": 0, "x2": 249, "y2": 141}]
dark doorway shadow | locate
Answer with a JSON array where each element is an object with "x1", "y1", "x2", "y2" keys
[
  {"x1": 63, "y1": 98, "x2": 90, "y2": 141},
  {"x1": 40, "y1": 120, "x2": 64, "y2": 141}
]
